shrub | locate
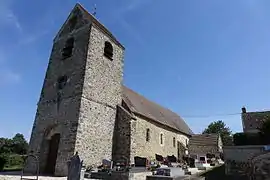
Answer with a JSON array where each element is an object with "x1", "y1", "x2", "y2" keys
[
  {"x1": 6, "y1": 154, "x2": 24, "y2": 167},
  {"x1": 233, "y1": 132, "x2": 265, "y2": 145},
  {"x1": 0, "y1": 154, "x2": 24, "y2": 170},
  {"x1": 0, "y1": 154, "x2": 7, "y2": 171}
]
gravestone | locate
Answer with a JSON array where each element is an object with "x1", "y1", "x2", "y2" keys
[{"x1": 67, "y1": 152, "x2": 84, "y2": 180}]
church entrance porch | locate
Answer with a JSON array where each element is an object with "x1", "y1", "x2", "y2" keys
[{"x1": 44, "y1": 133, "x2": 60, "y2": 175}]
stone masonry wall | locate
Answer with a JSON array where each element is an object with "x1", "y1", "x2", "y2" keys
[
  {"x1": 25, "y1": 21, "x2": 91, "y2": 176},
  {"x1": 112, "y1": 105, "x2": 133, "y2": 164},
  {"x1": 224, "y1": 146, "x2": 270, "y2": 179},
  {"x1": 130, "y1": 119, "x2": 137, "y2": 165},
  {"x1": 74, "y1": 25, "x2": 124, "y2": 167},
  {"x1": 134, "y1": 116, "x2": 189, "y2": 159}
]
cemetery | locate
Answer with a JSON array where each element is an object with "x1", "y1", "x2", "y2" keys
[{"x1": 0, "y1": 150, "x2": 223, "y2": 180}]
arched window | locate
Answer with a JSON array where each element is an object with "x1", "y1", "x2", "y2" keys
[
  {"x1": 146, "y1": 128, "x2": 150, "y2": 142},
  {"x1": 57, "y1": 75, "x2": 68, "y2": 90},
  {"x1": 160, "y1": 133, "x2": 163, "y2": 145},
  {"x1": 62, "y1": 37, "x2": 74, "y2": 59},
  {"x1": 104, "y1": 41, "x2": 113, "y2": 59},
  {"x1": 173, "y1": 137, "x2": 176, "y2": 147}
]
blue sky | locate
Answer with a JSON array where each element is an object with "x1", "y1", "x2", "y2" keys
[{"x1": 1, "y1": 0, "x2": 270, "y2": 140}]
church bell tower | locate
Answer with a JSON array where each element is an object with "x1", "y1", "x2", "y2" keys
[{"x1": 25, "y1": 3, "x2": 125, "y2": 176}]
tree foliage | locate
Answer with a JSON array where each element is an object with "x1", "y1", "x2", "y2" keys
[
  {"x1": 0, "y1": 134, "x2": 28, "y2": 171},
  {"x1": 256, "y1": 119, "x2": 270, "y2": 144},
  {"x1": 259, "y1": 119, "x2": 270, "y2": 137},
  {"x1": 0, "y1": 133, "x2": 28, "y2": 155},
  {"x1": 203, "y1": 120, "x2": 233, "y2": 145},
  {"x1": 233, "y1": 132, "x2": 264, "y2": 145}
]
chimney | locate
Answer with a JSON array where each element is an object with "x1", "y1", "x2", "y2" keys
[{"x1": 242, "y1": 106, "x2": 246, "y2": 113}]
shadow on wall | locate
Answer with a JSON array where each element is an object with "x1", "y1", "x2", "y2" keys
[
  {"x1": 200, "y1": 165, "x2": 249, "y2": 180},
  {"x1": 111, "y1": 105, "x2": 133, "y2": 164}
]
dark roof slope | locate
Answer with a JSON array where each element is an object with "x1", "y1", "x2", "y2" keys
[
  {"x1": 189, "y1": 134, "x2": 221, "y2": 155},
  {"x1": 242, "y1": 111, "x2": 270, "y2": 132},
  {"x1": 189, "y1": 134, "x2": 219, "y2": 146},
  {"x1": 122, "y1": 86, "x2": 193, "y2": 136}
]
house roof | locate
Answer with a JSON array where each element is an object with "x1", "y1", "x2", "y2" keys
[
  {"x1": 188, "y1": 134, "x2": 220, "y2": 155},
  {"x1": 189, "y1": 134, "x2": 219, "y2": 146},
  {"x1": 122, "y1": 86, "x2": 193, "y2": 136},
  {"x1": 242, "y1": 110, "x2": 270, "y2": 132}
]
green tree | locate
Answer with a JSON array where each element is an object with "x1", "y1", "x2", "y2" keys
[
  {"x1": 0, "y1": 138, "x2": 12, "y2": 154},
  {"x1": 11, "y1": 134, "x2": 28, "y2": 155},
  {"x1": 0, "y1": 134, "x2": 28, "y2": 155},
  {"x1": 258, "y1": 119, "x2": 270, "y2": 143},
  {"x1": 203, "y1": 120, "x2": 233, "y2": 145}
]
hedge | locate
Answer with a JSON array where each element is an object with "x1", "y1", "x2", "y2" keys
[
  {"x1": 233, "y1": 132, "x2": 268, "y2": 145},
  {"x1": 0, "y1": 156, "x2": 7, "y2": 171},
  {"x1": 0, "y1": 153, "x2": 24, "y2": 171}
]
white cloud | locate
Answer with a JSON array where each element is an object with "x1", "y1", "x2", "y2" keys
[
  {"x1": 0, "y1": 0, "x2": 22, "y2": 33},
  {"x1": 0, "y1": 68, "x2": 21, "y2": 85},
  {"x1": 0, "y1": 51, "x2": 21, "y2": 85},
  {"x1": 18, "y1": 30, "x2": 49, "y2": 45},
  {"x1": 119, "y1": 0, "x2": 153, "y2": 14},
  {"x1": 110, "y1": 0, "x2": 153, "y2": 46}
]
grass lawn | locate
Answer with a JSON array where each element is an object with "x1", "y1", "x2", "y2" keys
[{"x1": 3, "y1": 165, "x2": 23, "y2": 172}]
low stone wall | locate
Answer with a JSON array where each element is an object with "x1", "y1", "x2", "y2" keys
[
  {"x1": 91, "y1": 171, "x2": 152, "y2": 180},
  {"x1": 223, "y1": 145, "x2": 265, "y2": 162},
  {"x1": 224, "y1": 145, "x2": 270, "y2": 179}
]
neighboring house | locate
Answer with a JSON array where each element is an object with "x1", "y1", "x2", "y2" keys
[
  {"x1": 25, "y1": 3, "x2": 193, "y2": 176},
  {"x1": 188, "y1": 134, "x2": 223, "y2": 157},
  {"x1": 241, "y1": 107, "x2": 270, "y2": 133}
]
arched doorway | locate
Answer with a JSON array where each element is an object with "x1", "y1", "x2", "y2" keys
[{"x1": 44, "y1": 133, "x2": 60, "y2": 175}]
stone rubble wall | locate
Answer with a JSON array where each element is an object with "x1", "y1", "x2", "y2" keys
[
  {"x1": 74, "y1": 25, "x2": 124, "y2": 168},
  {"x1": 134, "y1": 115, "x2": 189, "y2": 159},
  {"x1": 224, "y1": 145, "x2": 270, "y2": 179},
  {"x1": 25, "y1": 22, "x2": 91, "y2": 176},
  {"x1": 112, "y1": 105, "x2": 133, "y2": 164}
]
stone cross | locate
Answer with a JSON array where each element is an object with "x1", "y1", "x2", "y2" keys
[{"x1": 67, "y1": 152, "x2": 84, "y2": 180}]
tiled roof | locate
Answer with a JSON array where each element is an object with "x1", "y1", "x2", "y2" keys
[
  {"x1": 122, "y1": 86, "x2": 193, "y2": 136},
  {"x1": 189, "y1": 134, "x2": 220, "y2": 155},
  {"x1": 189, "y1": 134, "x2": 219, "y2": 146},
  {"x1": 242, "y1": 111, "x2": 270, "y2": 132}
]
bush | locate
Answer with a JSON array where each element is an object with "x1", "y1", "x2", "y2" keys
[
  {"x1": 6, "y1": 154, "x2": 24, "y2": 167},
  {"x1": 0, "y1": 155, "x2": 7, "y2": 171},
  {"x1": 0, "y1": 154, "x2": 24, "y2": 170}
]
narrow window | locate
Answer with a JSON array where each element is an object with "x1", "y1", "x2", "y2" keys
[
  {"x1": 57, "y1": 75, "x2": 68, "y2": 90},
  {"x1": 146, "y1": 128, "x2": 150, "y2": 142},
  {"x1": 104, "y1": 41, "x2": 113, "y2": 59},
  {"x1": 160, "y1": 133, "x2": 163, "y2": 145},
  {"x1": 186, "y1": 139, "x2": 188, "y2": 147},
  {"x1": 173, "y1": 137, "x2": 176, "y2": 147},
  {"x1": 62, "y1": 37, "x2": 74, "y2": 59}
]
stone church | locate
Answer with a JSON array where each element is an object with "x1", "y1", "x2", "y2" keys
[{"x1": 25, "y1": 3, "x2": 193, "y2": 176}]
